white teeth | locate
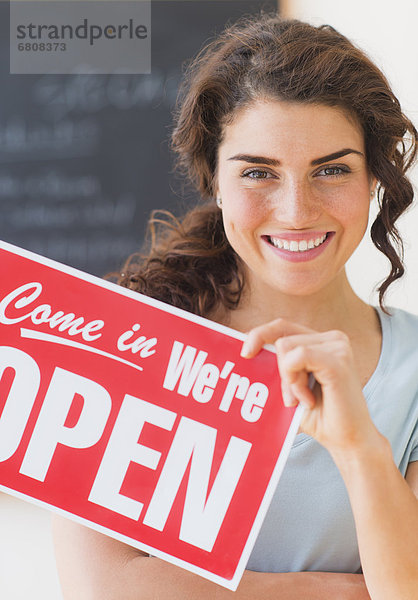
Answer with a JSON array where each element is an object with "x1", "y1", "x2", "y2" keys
[{"x1": 270, "y1": 234, "x2": 327, "y2": 252}]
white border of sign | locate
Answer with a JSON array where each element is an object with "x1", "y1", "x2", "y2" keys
[{"x1": 0, "y1": 239, "x2": 304, "y2": 590}]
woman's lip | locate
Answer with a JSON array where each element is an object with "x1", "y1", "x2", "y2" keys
[
  {"x1": 265, "y1": 230, "x2": 332, "y2": 241},
  {"x1": 262, "y1": 231, "x2": 335, "y2": 262}
]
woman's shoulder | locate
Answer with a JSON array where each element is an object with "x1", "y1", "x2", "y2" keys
[
  {"x1": 381, "y1": 305, "x2": 418, "y2": 333},
  {"x1": 379, "y1": 305, "x2": 418, "y2": 361}
]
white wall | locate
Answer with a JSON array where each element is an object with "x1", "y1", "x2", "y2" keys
[
  {"x1": 282, "y1": 0, "x2": 418, "y2": 313},
  {"x1": 0, "y1": 493, "x2": 63, "y2": 599}
]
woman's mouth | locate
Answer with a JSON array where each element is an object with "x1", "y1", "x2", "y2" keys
[{"x1": 263, "y1": 232, "x2": 335, "y2": 262}]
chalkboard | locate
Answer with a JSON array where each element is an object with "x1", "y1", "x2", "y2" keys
[{"x1": 0, "y1": 0, "x2": 277, "y2": 277}]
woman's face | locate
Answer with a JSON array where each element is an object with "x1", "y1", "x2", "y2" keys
[{"x1": 215, "y1": 100, "x2": 374, "y2": 299}]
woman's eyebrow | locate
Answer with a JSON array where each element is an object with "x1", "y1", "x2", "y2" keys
[
  {"x1": 227, "y1": 148, "x2": 364, "y2": 166},
  {"x1": 227, "y1": 154, "x2": 280, "y2": 166},
  {"x1": 311, "y1": 148, "x2": 364, "y2": 165}
]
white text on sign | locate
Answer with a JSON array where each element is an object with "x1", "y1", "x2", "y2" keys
[
  {"x1": 0, "y1": 345, "x2": 251, "y2": 552},
  {"x1": 163, "y1": 341, "x2": 269, "y2": 422}
]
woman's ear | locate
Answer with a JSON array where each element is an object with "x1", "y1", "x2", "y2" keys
[{"x1": 369, "y1": 176, "x2": 378, "y2": 200}]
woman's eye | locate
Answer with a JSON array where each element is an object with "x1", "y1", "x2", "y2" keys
[
  {"x1": 317, "y1": 165, "x2": 350, "y2": 177},
  {"x1": 242, "y1": 169, "x2": 274, "y2": 179}
]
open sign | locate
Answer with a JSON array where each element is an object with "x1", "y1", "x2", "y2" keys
[{"x1": 0, "y1": 241, "x2": 301, "y2": 590}]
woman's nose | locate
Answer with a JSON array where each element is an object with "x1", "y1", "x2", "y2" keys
[{"x1": 272, "y1": 181, "x2": 321, "y2": 227}]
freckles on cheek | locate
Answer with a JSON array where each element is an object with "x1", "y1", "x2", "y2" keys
[
  {"x1": 226, "y1": 202, "x2": 263, "y2": 235},
  {"x1": 344, "y1": 203, "x2": 370, "y2": 226},
  {"x1": 324, "y1": 192, "x2": 370, "y2": 223}
]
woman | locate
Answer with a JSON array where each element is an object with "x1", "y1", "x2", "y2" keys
[{"x1": 53, "y1": 13, "x2": 418, "y2": 599}]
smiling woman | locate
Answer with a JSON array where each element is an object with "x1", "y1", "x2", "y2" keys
[
  {"x1": 216, "y1": 101, "x2": 372, "y2": 301},
  {"x1": 53, "y1": 12, "x2": 418, "y2": 600}
]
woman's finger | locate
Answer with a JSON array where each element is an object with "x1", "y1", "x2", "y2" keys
[
  {"x1": 241, "y1": 317, "x2": 315, "y2": 357},
  {"x1": 280, "y1": 340, "x2": 352, "y2": 389},
  {"x1": 281, "y1": 369, "x2": 316, "y2": 409},
  {"x1": 274, "y1": 330, "x2": 348, "y2": 356}
]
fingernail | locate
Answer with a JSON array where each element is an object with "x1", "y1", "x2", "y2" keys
[
  {"x1": 240, "y1": 339, "x2": 251, "y2": 358},
  {"x1": 282, "y1": 383, "x2": 296, "y2": 407}
]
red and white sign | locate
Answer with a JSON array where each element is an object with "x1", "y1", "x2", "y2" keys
[{"x1": 0, "y1": 240, "x2": 302, "y2": 590}]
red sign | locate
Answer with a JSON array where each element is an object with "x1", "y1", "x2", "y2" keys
[{"x1": 0, "y1": 241, "x2": 302, "y2": 590}]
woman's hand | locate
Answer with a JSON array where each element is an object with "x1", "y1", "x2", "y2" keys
[
  {"x1": 240, "y1": 318, "x2": 418, "y2": 600},
  {"x1": 240, "y1": 318, "x2": 381, "y2": 456}
]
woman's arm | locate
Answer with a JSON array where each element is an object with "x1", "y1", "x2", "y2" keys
[
  {"x1": 406, "y1": 460, "x2": 418, "y2": 496},
  {"x1": 242, "y1": 318, "x2": 418, "y2": 600},
  {"x1": 332, "y1": 449, "x2": 418, "y2": 600},
  {"x1": 53, "y1": 516, "x2": 371, "y2": 600}
]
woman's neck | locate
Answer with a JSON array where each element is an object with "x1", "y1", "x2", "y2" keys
[
  {"x1": 209, "y1": 270, "x2": 383, "y2": 392},
  {"x1": 216, "y1": 270, "x2": 377, "y2": 339}
]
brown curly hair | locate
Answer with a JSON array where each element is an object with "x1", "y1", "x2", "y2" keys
[{"x1": 117, "y1": 12, "x2": 417, "y2": 316}]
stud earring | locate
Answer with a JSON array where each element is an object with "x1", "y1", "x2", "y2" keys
[{"x1": 216, "y1": 197, "x2": 223, "y2": 208}]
